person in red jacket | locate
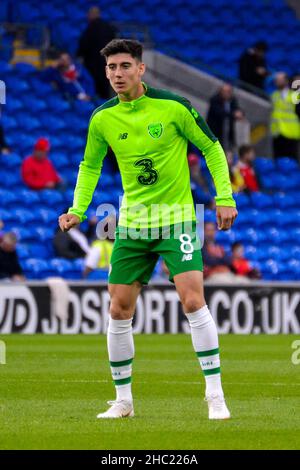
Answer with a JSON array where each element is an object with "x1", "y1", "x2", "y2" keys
[
  {"x1": 22, "y1": 137, "x2": 62, "y2": 190},
  {"x1": 236, "y1": 144, "x2": 259, "y2": 192},
  {"x1": 231, "y1": 242, "x2": 261, "y2": 279}
]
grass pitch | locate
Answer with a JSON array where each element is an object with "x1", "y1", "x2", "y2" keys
[{"x1": 0, "y1": 334, "x2": 299, "y2": 450}]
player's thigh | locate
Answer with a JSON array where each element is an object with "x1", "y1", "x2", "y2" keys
[
  {"x1": 174, "y1": 270, "x2": 206, "y2": 314},
  {"x1": 108, "y1": 281, "x2": 142, "y2": 319},
  {"x1": 109, "y1": 229, "x2": 158, "y2": 285},
  {"x1": 156, "y1": 221, "x2": 203, "y2": 283}
]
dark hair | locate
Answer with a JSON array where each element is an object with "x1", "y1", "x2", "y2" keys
[
  {"x1": 253, "y1": 41, "x2": 267, "y2": 52},
  {"x1": 232, "y1": 242, "x2": 242, "y2": 251},
  {"x1": 100, "y1": 39, "x2": 143, "y2": 61},
  {"x1": 239, "y1": 144, "x2": 254, "y2": 159}
]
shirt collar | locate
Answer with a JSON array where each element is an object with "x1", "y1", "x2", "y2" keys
[{"x1": 118, "y1": 82, "x2": 148, "y2": 106}]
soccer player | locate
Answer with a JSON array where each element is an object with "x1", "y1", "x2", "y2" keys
[{"x1": 59, "y1": 39, "x2": 238, "y2": 420}]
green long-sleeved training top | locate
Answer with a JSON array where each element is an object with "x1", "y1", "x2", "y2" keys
[{"x1": 69, "y1": 83, "x2": 236, "y2": 228}]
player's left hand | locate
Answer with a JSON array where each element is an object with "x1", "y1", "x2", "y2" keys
[{"x1": 216, "y1": 206, "x2": 238, "y2": 231}]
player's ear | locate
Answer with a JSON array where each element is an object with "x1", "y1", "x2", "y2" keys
[
  {"x1": 105, "y1": 65, "x2": 110, "y2": 79},
  {"x1": 139, "y1": 62, "x2": 146, "y2": 77}
]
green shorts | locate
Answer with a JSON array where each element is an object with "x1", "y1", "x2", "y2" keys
[{"x1": 108, "y1": 221, "x2": 203, "y2": 285}]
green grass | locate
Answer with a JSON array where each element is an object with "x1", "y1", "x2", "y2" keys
[{"x1": 0, "y1": 334, "x2": 300, "y2": 450}]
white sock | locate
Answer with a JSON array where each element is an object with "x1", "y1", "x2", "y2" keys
[
  {"x1": 107, "y1": 317, "x2": 134, "y2": 402},
  {"x1": 186, "y1": 305, "x2": 224, "y2": 397}
]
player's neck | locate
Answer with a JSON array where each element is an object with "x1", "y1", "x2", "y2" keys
[{"x1": 118, "y1": 82, "x2": 145, "y2": 102}]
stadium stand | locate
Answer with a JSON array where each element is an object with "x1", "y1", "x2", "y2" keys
[
  {"x1": 0, "y1": 0, "x2": 300, "y2": 79},
  {"x1": 0, "y1": 0, "x2": 300, "y2": 280}
]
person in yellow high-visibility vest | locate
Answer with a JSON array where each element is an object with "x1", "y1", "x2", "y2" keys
[
  {"x1": 83, "y1": 238, "x2": 113, "y2": 278},
  {"x1": 271, "y1": 72, "x2": 300, "y2": 159}
]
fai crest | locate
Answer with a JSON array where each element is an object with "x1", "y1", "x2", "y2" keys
[{"x1": 148, "y1": 122, "x2": 163, "y2": 139}]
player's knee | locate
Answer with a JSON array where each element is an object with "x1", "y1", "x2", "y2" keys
[
  {"x1": 109, "y1": 300, "x2": 134, "y2": 320},
  {"x1": 181, "y1": 294, "x2": 205, "y2": 313}
]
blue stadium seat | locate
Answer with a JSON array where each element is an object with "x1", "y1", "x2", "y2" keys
[
  {"x1": 252, "y1": 210, "x2": 274, "y2": 228},
  {"x1": 291, "y1": 246, "x2": 300, "y2": 260},
  {"x1": 0, "y1": 208, "x2": 15, "y2": 223},
  {"x1": 22, "y1": 258, "x2": 53, "y2": 279},
  {"x1": 22, "y1": 95, "x2": 48, "y2": 113},
  {"x1": 13, "y1": 63, "x2": 37, "y2": 75},
  {"x1": 17, "y1": 189, "x2": 41, "y2": 206},
  {"x1": 1, "y1": 116, "x2": 18, "y2": 132},
  {"x1": 30, "y1": 243, "x2": 51, "y2": 258},
  {"x1": 277, "y1": 192, "x2": 300, "y2": 209},
  {"x1": 72, "y1": 258, "x2": 84, "y2": 277},
  {"x1": 254, "y1": 158, "x2": 276, "y2": 174},
  {"x1": 8, "y1": 78, "x2": 31, "y2": 93},
  {"x1": 287, "y1": 228, "x2": 300, "y2": 243},
  {"x1": 13, "y1": 209, "x2": 37, "y2": 224},
  {"x1": 5, "y1": 97, "x2": 23, "y2": 112},
  {"x1": 36, "y1": 208, "x2": 59, "y2": 225},
  {"x1": 40, "y1": 115, "x2": 66, "y2": 132},
  {"x1": 38, "y1": 190, "x2": 64, "y2": 207},
  {"x1": 204, "y1": 209, "x2": 215, "y2": 223},
  {"x1": 250, "y1": 192, "x2": 273, "y2": 209},
  {"x1": 10, "y1": 226, "x2": 36, "y2": 242},
  {"x1": 62, "y1": 135, "x2": 84, "y2": 152},
  {"x1": 286, "y1": 259, "x2": 300, "y2": 280},
  {"x1": 215, "y1": 229, "x2": 235, "y2": 244},
  {"x1": 17, "y1": 244, "x2": 31, "y2": 259},
  {"x1": 232, "y1": 210, "x2": 251, "y2": 228},
  {"x1": 86, "y1": 269, "x2": 109, "y2": 281},
  {"x1": 2, "y1": 171, "x2": 23, "y2": 188},
  {"x1": 234, "y1": 228, "x2": 258, "y2": 244},
  {"x1": 19, "y1": 116, "x2": 42, "y2": 132},
  {"x1": 29, "y1": 78, "x2": 53, "y2": 97},
  {"x1": 46, "y1": 96, "x2": 71, "y2": 113},
  {"x1": 276, "y1": 157, "x2": 299, "y2": 174},
  {"x1": 33, "y1": 226, "x2": 55, "y2": 242},
  {"x1": 49, "y1": 258, "x2": 73, "y2": 278},
  {"x1": 0, "y1": 189, "x2": 19, "y2": 208},
  {"x1": 276, "y1": 210, "x2": 300, "y2": 228},
  {"x1": 233, "y1": 192, "x2": 250, "y2": 209},
  {"x1": 244, "y1": 246, "x2": 267, "y2": 262},
  {"x1": 0, "y1": 152, "x2": 22, "y2": 169},
  {"x1": 49, "y1": 153, "x2": 69, "y2": 171}
]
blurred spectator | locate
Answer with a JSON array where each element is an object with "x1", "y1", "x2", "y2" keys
[
  {"x1": 83, "y1": 239, "x2": 114, "y2": 277},
  {"x1": 187, "y1": 150, "x2": 212, "y2": 205},
  {"x1": 231, "y1": 242, "x2": 261, "y2": 279},
  {"x1": 0, "y1": 232, "x2": 25, "y2": 281},
  {"x1": 207, "y1": 84, "x2": 244, "y2": 151},
  {"x1": 203, "y1": 223, "x2": 251, "y2": 284},
  {"x1": 45, "y1": 52, "x2": 90, "y2": 101},
  {"x1": 202, "y1": 222, "x2": 233, "y2": 281},
  {"x1": 0, "y1": 124, "x2": 10, "y2": 154},
  {"x1": 22, "y1": 138, "x2": 63, "y2": 190},
  {"x1": 0, "y1": 107, "x2": 11, "y2": 154},
  {"x1": 83, "y1": 218, "x2": 114, "y2": 277},
  {"x1": 236, "y1": 145, "x2": 259, "y2": 192},
  {"x1": 271, "y1": 72, "x2": 300, "y2": 159},
  {"x1": 226, "y1": 150, "x2": 245, "y2": 193},
  {"x1": 77, "y1": 6, "x2": 117, "y2": 99},
  {"x1": 53, "y1": 227, "x2": 90, "y2": 259},
  {"x1": 239, "y1": 41, "x2": 269, "y2": 92},
  {"x1": 0, "y1": 219, "x2": 4, "y2": 240}
]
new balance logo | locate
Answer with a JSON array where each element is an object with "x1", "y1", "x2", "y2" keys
[
  {"x1": 181, "y1": 254, "x2": 193, "y2": 261},
  {"x1": 118, "y1": 132, "x2": 128, "y2": 140},
  {"x1": 201, "y1": 361, "x2": 213, "y2": 367}
]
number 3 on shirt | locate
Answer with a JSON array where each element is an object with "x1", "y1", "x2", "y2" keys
[{"x1": 134, "y1": 158, "x2": 159, "y2": 186}]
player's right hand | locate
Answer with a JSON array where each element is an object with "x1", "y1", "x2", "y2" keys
[{"x1": 58, "y1": 213, "x2": 80, "y2": 232}]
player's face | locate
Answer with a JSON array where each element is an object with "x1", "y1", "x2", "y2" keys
[{"x1": 106, "y1": 53, "x2": 145, "y2": 95}]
